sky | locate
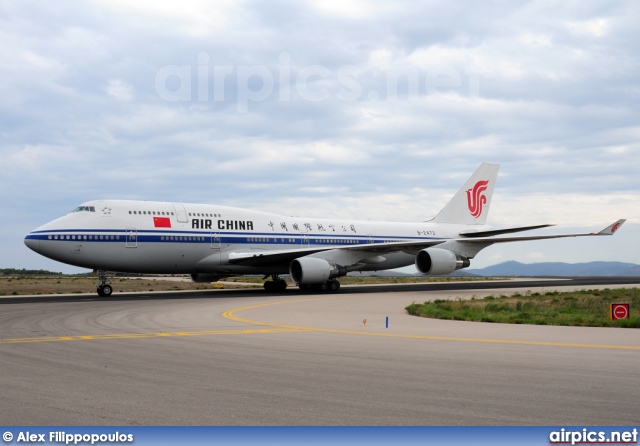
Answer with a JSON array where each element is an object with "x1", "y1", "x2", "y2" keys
[{"x1": 1, "y1": 0, "x2": 639, "y2": 274}]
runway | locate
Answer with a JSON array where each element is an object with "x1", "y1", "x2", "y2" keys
[{"x1": 1, "y1": 278, "x2": 639, "y2": 425}]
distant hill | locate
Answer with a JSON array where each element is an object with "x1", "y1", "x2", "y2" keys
[{"x1": 459, "y1": 261, "x2": 640, "y2": 277}]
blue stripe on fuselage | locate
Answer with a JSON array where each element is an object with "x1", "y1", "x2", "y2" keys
[{"x1": 25, "y1": 229, "x2": 442, "y2": 245}]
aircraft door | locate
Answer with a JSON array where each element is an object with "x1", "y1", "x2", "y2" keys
[
  {"x1": 211, "y1": 232, "x2": 220, "y2": 249},
  {"x1": 202, "y1": 232, "x2": 221, "y2": 267},
  {"x1": 173, "y1": 204, "x2": 189, "y2": 223},
  {"x1": 126, "y1": 228, "x2": 137, "y2": 248},
  {"x1": 300, "y1": 226, "x2": 310, "y2": 247}
]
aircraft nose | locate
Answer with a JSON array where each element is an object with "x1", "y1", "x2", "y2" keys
[{"x1": 24, "y1": 234, "x2": 40, "y2": 252}]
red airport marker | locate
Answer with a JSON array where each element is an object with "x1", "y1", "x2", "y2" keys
[{"x1": 610, "y1": 303, "x2": 630, "y2": 321}]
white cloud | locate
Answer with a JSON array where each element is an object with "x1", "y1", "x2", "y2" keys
[
  {"x1": 91, "y1": 0, "x2": 237, "y2": 36},
  {"x1": 565, "y1": 18, "x2": 610, "y2": 38},
  {"x1": 310, "y1": 0, "x2": 371, "y2": 18},
  {"x1": 520, "y1": 33, "x2": 552, "y2": 47},
  {"x1": 105, "y1": 79, "x2": 133, "y2": 101}
]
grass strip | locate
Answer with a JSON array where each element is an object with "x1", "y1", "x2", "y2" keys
[
  {"x1": 0, "y1": 275, "x2": 491, "y2": 295},
  {"x1": 406, "y1": 288, "x2": 640, "y2": 328}
]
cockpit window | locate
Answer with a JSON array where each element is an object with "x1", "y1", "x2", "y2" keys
[{"x1": 72, "y1": 206, "x2": 96, "y2": 213}]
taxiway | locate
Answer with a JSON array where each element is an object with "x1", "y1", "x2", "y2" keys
[{"x1": 1, "y1": 278, "x2": 639, "y2": 425}]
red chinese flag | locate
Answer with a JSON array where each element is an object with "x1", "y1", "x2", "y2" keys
[{"x1": 153, "y1": 217, "x2": 171, "y2": 228}]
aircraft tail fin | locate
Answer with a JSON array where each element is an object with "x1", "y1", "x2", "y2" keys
[{"x1": 432, "y1": 162, "x2": 500, "y2": 225}]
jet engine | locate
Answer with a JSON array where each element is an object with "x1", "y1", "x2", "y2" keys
[
  {"x1": 189, "y1": 273, "x2": 226, "y2": 283},
  {"x1": 415, "y1": 248, "x2": 470, "y2": 276},
  {"x1": 289, "y1": 257, "x2": 345, "y2": 284}
]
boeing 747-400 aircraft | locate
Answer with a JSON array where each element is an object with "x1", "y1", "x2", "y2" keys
[{"x1": 24, "y1": 163, "x2": 625, "y2": 296}]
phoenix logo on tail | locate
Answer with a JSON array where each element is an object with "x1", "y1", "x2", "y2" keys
[{"x1": 467, "y1": 180, "x2": 489, "y2": 218}]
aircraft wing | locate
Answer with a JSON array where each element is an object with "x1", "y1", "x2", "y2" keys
[
  {"x1": 459, "y1": 219, "x2": 626, "y2": 245},
  {"x1": 227, "y1": 220, "x2": 625, "y2": 267},
  {"x1": 227, "y1": 239, "x2": 448, "y2": 267},
  {"x1": 458, "y1": 224, "x2": 554, "y2": 238}
]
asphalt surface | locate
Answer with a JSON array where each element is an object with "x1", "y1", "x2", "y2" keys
[{"x1": 1, "y1": 278, "x2": 639, "y2": 426}]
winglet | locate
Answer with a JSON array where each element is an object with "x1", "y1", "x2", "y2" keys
[{"x1": 597, "y1": 219, "x2": 626, "y2": 235}]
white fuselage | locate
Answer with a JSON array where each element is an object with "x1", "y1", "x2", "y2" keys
[{"x1": 24, "y1": 199, "x2": 474, "y2": 275}]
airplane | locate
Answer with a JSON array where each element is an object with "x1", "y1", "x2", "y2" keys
[{"x1": 24, "y1": 163, "x2": 625, "y2": 296}]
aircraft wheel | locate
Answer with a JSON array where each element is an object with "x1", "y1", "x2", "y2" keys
[
  {"x1": 97, "y1": 285, "x2": 113, "y2": 296},
  {"x1": 329, "y1": 280, "x2": 340, "y2": 292},
  {"x1": 264, "y1": 281, "x2": 274, "y2": 291},
  {"x1": 276, "y1": 280, "x2": 287, "y2": 291},
  {"x1": 319, "y1": 282, "x2": 329, "y2": 292}
]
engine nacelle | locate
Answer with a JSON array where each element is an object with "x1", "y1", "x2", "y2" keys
[
  {"x1": 415, "y1": 248, "x2": 470, "y2": 276},
  {"x1": 290, "y1": 257, "x2": 344, "y2": 284},
  {"x1": 190, "y1": 273, "x2": 226, "y2": 283}
]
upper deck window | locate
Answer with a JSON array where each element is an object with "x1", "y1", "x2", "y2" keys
[{"x1": 72, "y1": 206, "x2": 96, "y2": 213}]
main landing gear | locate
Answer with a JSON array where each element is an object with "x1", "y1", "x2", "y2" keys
[
  {"x1": 95, "y1": 270, "x2": 113, "y2": 297},
  {"x1": 263, "y1": 274, "x2": 288, "y2": 292},
  {"x1": 298, "y1": 279, "x2": 341, "y2": 293}
]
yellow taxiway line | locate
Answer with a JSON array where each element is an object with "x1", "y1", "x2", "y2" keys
[
  {"x1": 221, "y1": 296, "x2": 640, "y2": 351},
  {"x1": 0, "y1": 327, "x2": 309, "y2": 345},
  {"x1": 2, "y1": 295, "x2": 638, "y2": 350}
]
